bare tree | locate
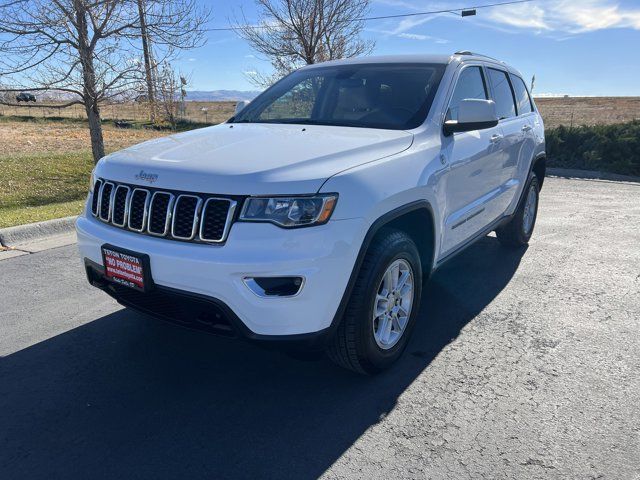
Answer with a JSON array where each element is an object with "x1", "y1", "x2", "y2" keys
[
  {"x1": 235, "y1": 0, "x2": 374, "y2": 87},
  {"x1": 0, "y1": 0, "x2": 146, "y2": 162},
  {"x1": 135, "y1": 0, "x2": 209, "y2": 123},
  {"x1": 137, "y1": 0, "x2": 157, "y2": 122},
  {"x1": 0, "y1": 0, "x2": 209, "y2": 162},
  {"x1": 155, "y1": 61, "x2": 190, "y2": 129}
]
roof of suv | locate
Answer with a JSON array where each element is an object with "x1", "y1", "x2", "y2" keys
[
  {"x1": 303, "y1": 54, "x2": 453, "y2": 68},
  {"x1": 302, "y1": 52, "x2": 521, "y2": 76}
]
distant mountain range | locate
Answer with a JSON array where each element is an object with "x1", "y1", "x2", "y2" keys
[{"x1": 184, "y1": 90, "x2": 262, "y2": 102}]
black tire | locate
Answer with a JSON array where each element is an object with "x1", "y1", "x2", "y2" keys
[
  {"x1": 327, "y1": 229, "x2": 422, "y2": 374},
  {"x1": 496, "y1": 173, "x2": 540, "y2": 247}
]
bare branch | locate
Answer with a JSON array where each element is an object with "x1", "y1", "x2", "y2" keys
[
  {"x1": 234, "y1": 0, "x2": 374, "y2": 88},
  {"x1": 0, "y1": 0, "x2": 210, "y2": 162}
]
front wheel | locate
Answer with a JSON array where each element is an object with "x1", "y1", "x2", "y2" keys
[
  {"x1": 496, "y1": 174, "x2": 540, "y2": 247},
  {"x1": 327, "y1": 229, "x2": 422, "y2": 374}
]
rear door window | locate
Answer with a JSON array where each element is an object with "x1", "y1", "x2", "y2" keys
[
  {"x1": 509, "y1": 74, "x2": 533, "y2": 115},
  {"x1": 446, "y1": 66, "x2": 488, "y2": 121},
  {"x1": 487, "y1": 68, "x2": 516, "y2": 120}
]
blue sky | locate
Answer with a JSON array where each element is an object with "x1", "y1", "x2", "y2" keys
[{"x1": 175, "y1": 0, "x2": 640, "y2": 96}]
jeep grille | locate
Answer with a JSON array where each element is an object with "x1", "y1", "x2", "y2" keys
[{"x1": 91, "y1": 179, "x2": 237, "y2": 244}]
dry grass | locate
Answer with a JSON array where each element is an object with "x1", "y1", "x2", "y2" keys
[
  {"x1": 0, "y1": 118, "x2": 166, "y2": 156},
  {"x1": 1, "y1": 96, "x2": 639, "y2": 228},
  {"x1": 535, "y1": 97, "x2": 640, "y2": 129},
  {"x1": 0, "y1": 100, "x2": 236, "y2": 125},
  {"x1": 0, "y1": 118, "x2": 171, "y2": 228},
  {"x1": 2, "y1": 97, "x2": 638, "y2": 130}
]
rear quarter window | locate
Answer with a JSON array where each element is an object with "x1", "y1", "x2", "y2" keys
[
  {"x1": 487, "y1": 68, "x2": 516, "y2": 120},
  {"x1": 510, "y1": 74, "x2": 534, "y2": 115}
]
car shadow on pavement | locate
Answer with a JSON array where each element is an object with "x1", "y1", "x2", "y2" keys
[{"x1": 0, "y1": 236, "x2": 526, "y2": 479}]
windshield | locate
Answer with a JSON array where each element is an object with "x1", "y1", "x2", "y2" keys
[{"x1": 231, "y1": 63, "x2": 446, "y2": 130}]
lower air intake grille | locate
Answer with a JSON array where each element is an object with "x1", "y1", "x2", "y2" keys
[{"x1": 104, "y1": 282, "x2": 236, "y2": 337}]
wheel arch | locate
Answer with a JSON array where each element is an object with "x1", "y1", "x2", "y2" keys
[
  {"x1": 373, "y1": 204, "x2": 436, "y2": 278},
  {"x1": 328, "y1": 201, "x2": 436, "y2": 335},
  {"x1": 531, "y1": 153, "x2": 546, "y2": 190}
]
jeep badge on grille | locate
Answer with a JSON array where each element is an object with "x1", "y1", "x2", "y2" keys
[{"x1": 135, "y1": 170, "x2": 159, "y2": 184}]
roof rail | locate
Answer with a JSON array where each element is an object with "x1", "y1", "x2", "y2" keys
[{"x1": 453, "y1": 50, "x2": 501, "y2": 62}]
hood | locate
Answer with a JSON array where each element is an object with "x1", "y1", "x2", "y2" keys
[{"x1": 95, "y1": 123, "x2": 413, "y2": 195}]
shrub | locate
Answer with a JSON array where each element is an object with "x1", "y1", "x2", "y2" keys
[{"x1": 546, "y1": 121, "x2": 640, "y2": 176}]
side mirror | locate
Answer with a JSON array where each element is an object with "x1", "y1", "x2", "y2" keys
[
  {"x1": 443, "y1": 99, "x2": 499, "y2": 136},
  {"x1": 234, "y1": 100, "x2": 250, "y2": 116}
]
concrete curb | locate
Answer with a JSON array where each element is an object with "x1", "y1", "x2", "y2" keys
[
  {"x1": 547, "y1": 168, "x2": 640, "y2": 184},
  {"x1": 0, "y1": 216, "x2": 77, "y2": 248}
]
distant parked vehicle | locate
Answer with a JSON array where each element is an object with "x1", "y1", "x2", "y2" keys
[{"x1": 16, "y1": 92, "x2": 36, "y2": 102}]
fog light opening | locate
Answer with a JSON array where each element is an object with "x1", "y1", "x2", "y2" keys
[{"x1": 243, "y1": 276, "x2": 304, "y2": 298}]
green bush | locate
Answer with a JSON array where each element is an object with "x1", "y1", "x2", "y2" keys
[{"x1": 546, "y1": 121, "x2": 640, "y2": 176}]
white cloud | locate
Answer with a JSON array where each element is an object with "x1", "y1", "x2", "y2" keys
[
  {"x1": 486, "y1": 0, "x2": 640, "y2": 34},
  {"x1": 397, "y1": 32, "x2": 427, "y2": 40},
  {"x1": 187, "y1": 58, "x2": 197, "y2": 62},
  {"x1": 244, "y1": 54, "x2": 256, "y2": 59},
  {"x1": 243, "y1": 70, "x2": 258, "y2": 76},
  {"x1": 395, "y1": 32, "x2": 450, "y2": 43},
  {"x1": 391, "y1": 15, "x2": 439, "y2": 34},
  {"x1": 367, "y1": 13, "x2": 449, "y2": 43}
]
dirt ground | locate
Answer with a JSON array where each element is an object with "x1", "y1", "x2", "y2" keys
[
  {"x1": 0, "y1": 120, "x2": 166, "y2": 156},
  {"x1": 1, "y1": 97, "x2": 638, "y2": 132},
  {"x1": 0, "y1": 101, "x2": 236, "y2": 126},
  {"x1": 535, "y1": 97, "x2": 640, "y2": 129},
  {"x1": 1, "y1": 96, "x2": 639, "y2": 158}
]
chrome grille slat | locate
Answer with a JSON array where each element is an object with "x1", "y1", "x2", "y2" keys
[
  {"x1": 112, "y1": 185, "x2": 131, "y2": 227},
  {"x1": 99, "y1": 182, "x2": 115, "y2": 222},
  {"x1": 127, "y1": 188, "x2": 151, "y2": 232},
  {"x1": 200, "y1": 198, "x2": 236, "y2": 243},
  {"x1": 91, "y1": 179, "x2": 103, "y2": 216},
  {"x1": 148, "y1": 192, "x2": 174, "y2": 236},
  {"x1": 93, "y1": 178, "x2": 234, "y2": 244},
  {"x1": 171, "y1": 194, "x2": 203, "y2": 240}
]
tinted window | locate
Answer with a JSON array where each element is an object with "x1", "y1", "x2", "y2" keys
[
  {"x1": 446, "y1": 66, "x2": 487, "y2": 121},
  {"x1": 487, "y1": 68, "x2": 516, "y2": 120},
  {"x1": 233, "y1": 63, "x2": 446, "y2": 130},
  {"x1": 510, "y1": 74, "x2": 533, "y2": 115}
]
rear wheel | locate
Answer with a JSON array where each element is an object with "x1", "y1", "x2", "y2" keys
[
  {"x1": 496, "y1": 174, "x2": 540, "y2": 247},
  {"x1": 327, "y1": 229, "x2": 422, "y2": 374}
]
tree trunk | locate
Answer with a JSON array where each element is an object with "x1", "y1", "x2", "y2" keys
[
  {"x1": 137, "y1": 0, "x2": 156, "y2": 123},
  {"x1": 74, "y1": 0, "x2": 105, "y2": 163},
  {"x1": 85, "y1": 99, "x2": 105, "y2": 163}
]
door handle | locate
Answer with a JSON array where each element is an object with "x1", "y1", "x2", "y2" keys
[
  {"x1": 522, "y1": 124, "x2": 532, "y2": 132},
  {"x1": 490, "y1": 134, "x2": 503, "y2": 144}
]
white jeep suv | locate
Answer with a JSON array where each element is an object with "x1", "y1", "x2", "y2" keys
[{"x1": 77, "y1": 52, "x2": 545, "y2": 374}]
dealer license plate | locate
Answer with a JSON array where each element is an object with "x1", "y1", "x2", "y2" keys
[{"x1": 101, "y1": 245, "x2": 151, "y2": 292}]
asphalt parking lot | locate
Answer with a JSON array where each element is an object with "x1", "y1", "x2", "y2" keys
[{"x1": 1, "y1": 177, "x2": 639, "y2": 479}]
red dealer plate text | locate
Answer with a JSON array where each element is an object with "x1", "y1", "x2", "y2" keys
[{"x1": 101, "y1": 246, "x2": 147, "y2": 291}]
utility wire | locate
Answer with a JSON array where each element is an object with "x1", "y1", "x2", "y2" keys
[{"x1": 210, "y1": 0, "x2": 535, "y2": 32}]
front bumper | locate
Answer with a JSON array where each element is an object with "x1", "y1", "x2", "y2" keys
[{"x1": 76, "y1": 212, "x2": 366, "y2": 338}]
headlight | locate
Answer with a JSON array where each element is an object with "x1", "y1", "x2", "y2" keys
[{"x1": 239, "y1": 194, "x2": 338, "y2": 228}]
